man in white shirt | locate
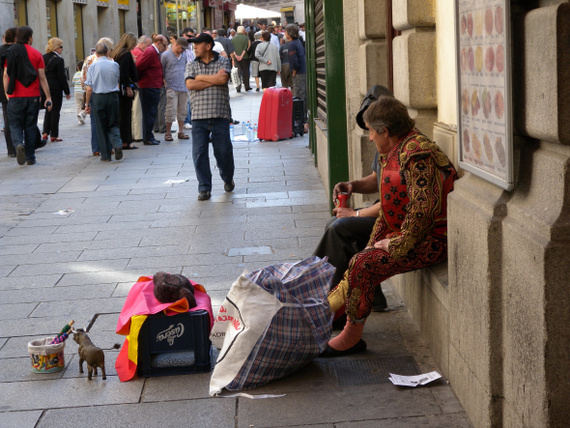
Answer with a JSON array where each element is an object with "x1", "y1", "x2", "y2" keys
[{"x1": 268, "y1": 26, "x2": 281, "y2": 48}]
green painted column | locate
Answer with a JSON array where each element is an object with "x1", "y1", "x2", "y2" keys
[{"x1": 323, "y1": 0, "x2": 349, "y2": 204}]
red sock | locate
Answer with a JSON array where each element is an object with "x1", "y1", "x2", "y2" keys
[{"x1": 328, "y1": 320, "x2": 365, "y2": 351}]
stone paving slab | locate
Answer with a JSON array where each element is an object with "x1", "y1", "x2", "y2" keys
[
  {"x1": 36, "y1": 399, "x2": 236, "y2": 428},
  {"x1": 0, "y1": 273, "x2": 62, "y2": 291},
  {"x1": 0, "y1": 376, "x2": 144, "y2": 412},
  {"x1": 0, "y1": 411, "x2": 42, "y2": 428},
  {"x1": 236, "y1": 385, "x2": 442, "y2": 428},
  {"x1": 337, "y1": 414, "x2": 472, "y2": 427}
]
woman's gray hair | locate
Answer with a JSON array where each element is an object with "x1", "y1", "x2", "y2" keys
[{"x1": 363, "y1": 97, "x2": 415, "y2": 137}]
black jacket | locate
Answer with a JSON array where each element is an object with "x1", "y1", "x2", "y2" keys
[
  {"x1": 116, "y1": 50, "x2": 138, "y2": 88},
  {"x1": 43, "y1": 51, "x2": 70, "y2": 96},
  {"x1": 5, "y1": 43, "x2": 37, "y2": 95},
  {"x1": 0, "y1": 43, "x2": 13, "y2": 103}
]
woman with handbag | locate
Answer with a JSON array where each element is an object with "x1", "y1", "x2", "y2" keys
[
  {"x1": 111, "y1": 33, "x2": 139, "y2": 150},
  {"x1": 255, "y1": 32, "x2": 280, "y2": 90},
  {"x1": 42, "y1": 38, "x2": 70, "y2": 142}
]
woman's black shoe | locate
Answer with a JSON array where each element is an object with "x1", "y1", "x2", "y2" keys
[{"x1": 320, "y1": 339, "x2": 367, "y2": 358}]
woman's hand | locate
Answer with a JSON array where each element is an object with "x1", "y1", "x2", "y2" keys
[
  {"x1": 373, "y1": 239, "x2": 390, "y2": 252},
  {"x1": 126, "y1": 87, "x2": 134, "y2": 98},
  {"x1": 65, "y1": 94, "x2": 71, "y2": 100}
]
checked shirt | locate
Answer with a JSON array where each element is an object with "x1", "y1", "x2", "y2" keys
[{"x1": 184, "y1": 52, "x2": 231, "y2": 121}]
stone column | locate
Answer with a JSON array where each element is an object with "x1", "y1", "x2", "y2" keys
[
  {"x1": 392, "y1": 0, "x2": 436, "y2": 138},
  {"x1": 83, "y1": 0, "x2": 99, "y2": 53},
  {"x1": 57, "y1": 0, "x2": 75, "y2": 85},
  {"x1": 27, "y1": 0, "x2": 48, "y2": 49},
  {"x1": 97, "y1": 0, "x2": 120, "y2": 43}
]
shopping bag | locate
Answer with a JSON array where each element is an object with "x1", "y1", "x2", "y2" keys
[
  {"x1": 230, "y1": 66, "x2": 241, "y2": 89},
  {"x1": 209, "y1": 256, "x2": 334, "y2": 395}
]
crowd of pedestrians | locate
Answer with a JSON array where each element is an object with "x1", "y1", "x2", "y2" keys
[{"x1": 1, "y1": 22, "x2": 307, "y2": 198}]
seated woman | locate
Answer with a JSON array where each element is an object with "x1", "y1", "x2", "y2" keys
[{"x1": 323, "y1": 96, "x2": 458, "y2": 357}]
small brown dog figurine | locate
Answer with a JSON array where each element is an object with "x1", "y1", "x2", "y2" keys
[
  {"x1": 153, "y1": 272, "x2": 197, "y2": 307},
  {"x1": 72, "y1": 329, "x2": 119, "y2": 380}
]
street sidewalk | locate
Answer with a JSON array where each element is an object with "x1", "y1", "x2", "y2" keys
[{"x1": 0, "y1": 85, "x2": 471, "y2": 427}]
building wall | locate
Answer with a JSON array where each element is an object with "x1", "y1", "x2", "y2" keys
[{"x1": 342, "y1": 0, "x2": 389, "y2": 209}]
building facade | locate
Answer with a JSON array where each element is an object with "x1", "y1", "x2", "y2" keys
[{"x1": 306, "y1": 0, "x2": 570, "y2": 427}]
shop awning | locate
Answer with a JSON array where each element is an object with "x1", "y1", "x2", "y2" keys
[{"x1": 235, "y1": 4, "x2": 281, "y2": 20}]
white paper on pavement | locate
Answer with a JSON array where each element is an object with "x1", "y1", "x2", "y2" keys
[{"x1": 388, "y1": 371, "x2": 442, "y2": 387}]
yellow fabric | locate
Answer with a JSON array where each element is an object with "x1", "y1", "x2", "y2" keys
[
  {"x1": 327, "y1": 272, "x2": 350, "y2": 312},
  {"x1": 127, "y1": 314, "x2": 147, "y2": 366}
]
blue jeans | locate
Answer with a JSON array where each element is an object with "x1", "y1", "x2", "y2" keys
[
  {"x1": 139, "y1": 87, "x2": 160, "y2": 142},
  {"x1": 185, "y1": 99, "x2": 192, "y2": 124},
  {"x1": 191, "y1": 118, "x2": 235, "y2": 192},
  {"x1": 7, "y1": 96, "x2": 40, "y2": 162}
]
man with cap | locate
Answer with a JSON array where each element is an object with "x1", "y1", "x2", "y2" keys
[
  {"x1": 161, "y1": 37, "x2": 190, "y2": 141},
  {"x1": 313, "y1": 85, "x2": 395, "y2": 313},
  {"x1": 185, "y1": 33, "x2": 235, "y2": 201}
]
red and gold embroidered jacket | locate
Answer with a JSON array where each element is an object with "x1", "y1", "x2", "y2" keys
[{"x1": 368, "y1": 130, "x2": 458, "y2": 260}]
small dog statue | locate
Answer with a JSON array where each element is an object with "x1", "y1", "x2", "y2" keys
[
  {"x1": 153, "y1": 272, "x2": 197, "y2": 307},
  {"x1": 72, "y1": 329, "x2": 120, "y2": 380}
]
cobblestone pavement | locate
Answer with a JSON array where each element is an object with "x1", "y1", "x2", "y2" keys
[{"x1": 0, "y1": 85, "x2": 471, "y2": 428}]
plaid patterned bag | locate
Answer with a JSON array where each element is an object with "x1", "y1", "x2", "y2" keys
[{"x1": 209, "y1": 257, "x2": 334, "y2": 395}]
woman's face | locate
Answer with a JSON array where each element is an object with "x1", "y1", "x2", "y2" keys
[{"x1": 366, "y1": 122, "x2": 393, "y2": 154}]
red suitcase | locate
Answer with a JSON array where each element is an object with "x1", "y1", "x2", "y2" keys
[{"x1": 257, "y1": 87, "x2": 293, "y2": 141}]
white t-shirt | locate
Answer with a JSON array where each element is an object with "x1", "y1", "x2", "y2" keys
[{"x1": 213, "y1": 41, "x2": 224, "y2": 54}]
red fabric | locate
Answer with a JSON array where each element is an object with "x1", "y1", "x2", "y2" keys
[
  {"x1": 116, "y1": 276, "x2": 214, "y2": 335},
  {"x1": 115, "y1": 276, "x2": 214, "y2": 381},
  {"x1": 9, "y1": 44, "x2": 44, "y2": 98},
  {"x1": 136, "y1": 45, "x2": 163, "y2": 88},
  {"x1": 132, "y1": 46, "x2": 144, "y2": 62}
]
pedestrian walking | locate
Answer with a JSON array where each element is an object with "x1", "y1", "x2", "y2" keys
[
  {"x1": 42, "y1": 37, "x2": 70, "y2": 143},
  {"x1": 255, "y1": 32, "x2": 280, "y2": 89},
  {"x1": 162, "y1": 37, "x2": 190, "y2": 141},
  {"x1": 0, "y1": 27, "x2": 17, "y2": 157},
  {"x1": 137, "y1": 34, "x2": 167, "y2": 145},
  {"x1": 81, "y1": 37, "x2": 115, "y2": 155},
  {"x1": 185, "y1": 33, "x2": 235, "y2": 201},
  {"x1": 231, "y1": 26, "x2": 251, "y2": 92},
  {"x1": 3, "y1": 26, "x2": 52, "y2": 165},
  {"x1": 84, "y1": 43, "x2": 122, "y2": 162},
  {"x1": 111, "y1": 32, "x2": 139, "y2": 151},
  {"x1": 72, "y1": 61, "x2": 87, "y2": 125}
]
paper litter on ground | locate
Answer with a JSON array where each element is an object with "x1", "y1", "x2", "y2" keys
[{"x1": 389, "y1": 371, "x2": 441, "y2": 387}]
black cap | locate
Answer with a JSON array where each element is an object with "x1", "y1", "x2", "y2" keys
[
  {"x1": 356, "y1": 85, "x2": 394, "y2": 130},
  {"x1": 187, "y1": 33, "x2": 214, "y2": 46}
]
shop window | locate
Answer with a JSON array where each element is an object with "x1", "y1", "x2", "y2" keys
[
  {"x1": 119, "y1": 9, "x2": 126, "y2": 35},
  {"x1": 47, "y1": 0, "x2": 58, "y2": 39},
  {"x1": 14, "y1": 0, "x2": 27, "y2": 26},
  {"x1": 166, "y1": 1, "x2": 197, "y2": 36},
  {"x1": 74, "y1": 3, "x2": 84, "y2": 64}
]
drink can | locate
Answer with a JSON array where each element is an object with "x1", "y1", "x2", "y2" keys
[{"x1": 336, "y1": 192, "x2": 349, "y2": 208}]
